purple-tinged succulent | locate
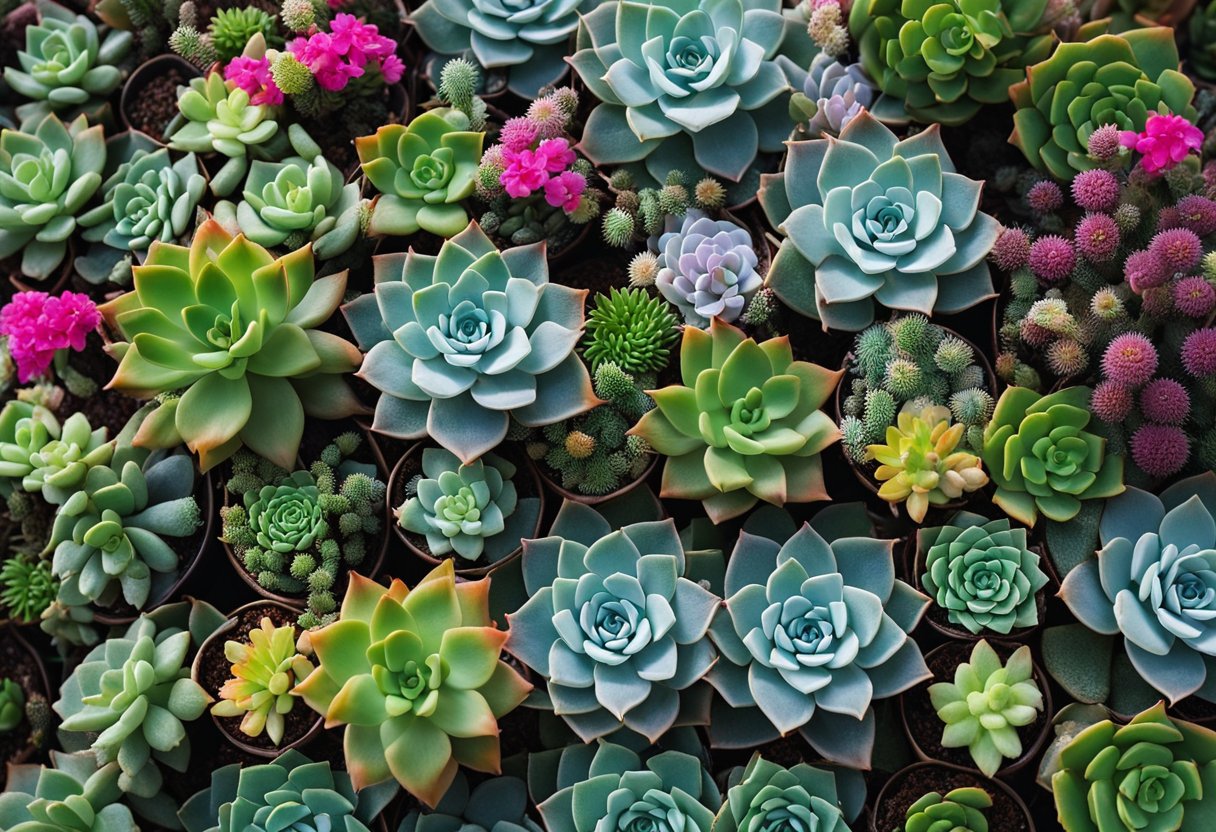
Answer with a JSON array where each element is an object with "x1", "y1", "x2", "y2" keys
[
  {"x1": 655, "y1": 212, "x2": 761, "y2": 327},
  {"x1": 792, "y1": 53, "x2": 876, "y2": 138}
]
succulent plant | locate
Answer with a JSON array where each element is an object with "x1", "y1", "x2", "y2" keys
[
  {"x1": 167, "y1": 71, "x2": 289, "y2": 197},
  {"x1": 0, "y1": 750, "x2": 138, "y2": 832},
  {"x1": 49, "y1": 446, "x2": 200, "y2": 612},
  {"x1": 918, "y1": 512, "x2": 1049, "y2": 635},
  {"x1": 210, "y1": 616, "x2": 314, "y2": 745},
  {"x1": 54, "y1": 600, "x2": 223, "y2": 821},
  {"x1": 0, "y1": 401, "x2": 60, "y2": 492},
  {"x1": 357, "y1": 109, "x2": 484, "y2": 239},
  {"x1": 397, "y1": 447, "x2": 540, "y2": 564},
  {"x1": 706, "y1": 510, "x2": 930, "y2": 766},
  {"x1": 630, "y1": 317, "x2": 840, "y2": 523},
  {"x1": 848, "y1": 0, "x2": 1055, "y2": 127},
  {"x1": 215, "y1": 124, "x2": 362, "y2": 260},
  {"x1": 23, "y1": 412, "x2": 114, "y2": 505},
  {"x1": 412, "y1": 0, "x2": 598, "y2": 98},
  {"x1": 1041, "y1": 702, "x2": 1216, "y2": 832},
  {"x1": 0, "y1": 676, "x2": 24, "y2": 731},
  {"x1": 293, "y1": 562, "x2": 532, "y2": 806},
  {"x1": 980, "y1": 386, "x2": 1124, "y2": 526},
  {"x1": 178, "y1": 748, "x2": 397, "y2": 832},
  {"x1": 534, "y1": 741, "x2": 721, "y2": 832},
  {"x1": 759, "y1": 110, "x2": 999, "y2": 331},
  {"x1": 0, "y1": 113, "x2": 105, "y2": 281},
  {"x1": 1192, "y1": 2, "x2": 1216, "y2": 82},
  {"x1": 1058, "y1": 472, "x2": 1216, "y2": 704},
  {"x1": 582, "y1": 287, "x2": 679, "y2": 374},
  {"x1": 929, "y1": 641, "x2": 1045, "y2": 776},
  {"x1": 713, "y1": 754, "x2": 864, "y2": 832},
  {"x1": 571, "y1": 0, "x2": 816, "y2": 186},
  {"x1": 1010, "y1": 27, "x2": 1198, "y2": 181},
  {"x1": 398, "y1": 772, "x2": 541, "y2": 832},
  {"x1": 654, "y1": 212, "x2": 762, "y2": 328},
  {"x1": 75, "y1": 132, "x2": 207, "y2": 285},
  {"x1": 343, "y1": 221, "x2": 598, "y2": 463},
  {"x1": 4, "y1": 0, "x2": 134, "y2": 128},
  {"x1": 507, "y1": 500, "x2": 722, "y2": 741},
  {"x1": 0, "y1": 553, "x2": 57, "y2": 623},
  {"x1": 209, "y1": 6, "x2": 278, "y2": 61},
  {"x1": 99, "y1": 219, "x2": 366, "y2": 472},
  {"x1": 866, "y1": 404, "x2": 989, "y2": 523},
  {"x1": 788, "y1": 53, "x2": 876, "y2": 138},
  {"x1": 898, "y1": 788, "x2": 993, "y2": 832}
]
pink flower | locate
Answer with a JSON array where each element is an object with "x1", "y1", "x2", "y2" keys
[
  {"x1": 1120, "y1": 113, "x2": 1204, "y2": 174},
  {"x1": 0, "y1": 291, "x2": 100, "y2": 383},
  {"x1": 500, "y1": 148, "x2": 548, "y2": 198},
  {"x1": 544, "y1": 171, "x2": 586, "y2": 213},
  {"x1": 536, "y1": 138, "x2": 575, "y2": 173},
  {"x1": 224, "y1": 56, "x2": 284, "y2": 106},
  {"x1": 288, "y1": 20, "x2": 400, "y2": 92},
  {"x1": 380, "y1": 53, "x2": 404, "y2": 84}
]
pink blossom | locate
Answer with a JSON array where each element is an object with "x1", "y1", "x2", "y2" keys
[
  {"x1": 289, "y1": 18, "x2": 401, "y2": 92},
  {"x1": 224, "y1": 56, "x2": 283, "y2": 106},
  {"x1": 1121, "y1": 113, "x2": 1204, "y2": 174},
  {"x1": 536, "y1": 138, "x2": 575, "y2": 173},
  {"x1": 327, "y1": 0, "x2": 345, "y2": 7},
  {"x1": 380, "y1": 53, "x2": 404, "y2": 84},
  {"x1": 544, "y1": 171, "x2": 586, "y2": 213},
  {"x1": 0, "y1": 291, "x2": 100, "y2": 383},
  {"x1": 500, "y1": 148, "x2": 548, "y2": 198}
]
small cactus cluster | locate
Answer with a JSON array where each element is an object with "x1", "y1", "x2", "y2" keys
[
  {"x1": 601, "y1": 169, "x2": 726, "y2": 248},
  {"x1": 220, "y1": 433, "x2": 386, "y2": 628},
  {"x1": 103, "y1": 0, "x2": 189, "y2": 58},
  {"x1": 436, "y1": 57, "x2": 487, "y2": 132},
  {"x1": 167, "y1": 1, "x2": 218, "y2": 67},
  {"x1": 0, "y1": 552, "x2": 56, "y2": 624},
  {"x1": 582, "y1": 288, "x2": 679, "y2": 375},
  {"x1": 840, "y1": 316, "x2": 994, "y2": 464},
  {"x1": 526, "y1": 362, "x2": 655, "y2": 497}
]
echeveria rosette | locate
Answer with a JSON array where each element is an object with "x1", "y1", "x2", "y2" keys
[
  {"x1": 571, "y1": 0, "x2": 817, "y2": 187},
  {"x1": 506, "y1": 500, "x2": 722, "y2": 742},
  {"x1": 534, "y1": 741, "x2": 721, "y2": 832},
  {"x1": 655, "y1": 212, "x2": 761, "y2": 327},
  {"x1": 630, "y1": 318, "x2": 840, "y2": 523},
  {"x1": 0, "y1": 113, "x2": 105, "y2": 281},
  {"x1": 848, "y1": 0, "x2": 1055, "y2": 127},
  {"x1": 980, "y1": 386, "x2": 1124, "y2": 527},
  {"x1": 713, "y1": 754, "x2": 865, "y2": 832},
  {"x1": 1010, "y1": 26, "x2": 1197, "y2": 181},
  {"x1": 99, "y1": 220, "x2": 367, "y2": 473},
  {"x1": 759, "y1": 110, "x2": 999, "y2": 332},
  {"x1": 706, "y1": 517, "x2": 931, "y2": 767},
  {"x1": 178, "y1": 748, "x2": 398, "y2": 832},
  {"x1": 293, "y1": 562, "x2": 532, "y2": 807},
  {"x1": 411, "y1": 0, "x2": 602, "y2": 98},
  {"x1": 918, "y1": 512, "x2": 1050, "y2": 636},
  {"x1": 787, "y1": 53, "x2": 876, "y2": 138},
  {"x1": 0, "y1": 751, "x2": 137, "y2": 832},
  {"x1": 1041, "y1": 702, "x2": 1216, "y2": 832},
  {"x1": 343, "y1": 222, "x2": 599, "y2": 464},
  {"x1": 246, "y1": 471, "x2": 325, "y2": 554},
  {"x1": 397, "y1": 447, "x2": 541, "y2": 565},
  {"x1": 356, "y1": 109, "x2": 484, "y2": 239},
  {"x1": 1059, "y1": 472, "x2": 1216, "y2": 705}
]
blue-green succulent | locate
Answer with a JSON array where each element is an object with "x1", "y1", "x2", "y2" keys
[
  {"x1": 714, "y1": 754, "x2": 866, "y2": 832},
  {"x1": 759, "y1": 110, "x2": 999, "y2": 331},
  {"x1": 398, "y1": 772, "x2": 541, "y2": 832},
  {"x1": 0, "y1": 750, "x2": 138, "y2": 832}
]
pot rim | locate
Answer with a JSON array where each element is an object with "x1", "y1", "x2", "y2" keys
[
  {"x1": 869, "y1": 760, "x2": 1036, "y2": 832},
  {"x1": 117, "y1": 53, "x2": 203, "y2": 147}
]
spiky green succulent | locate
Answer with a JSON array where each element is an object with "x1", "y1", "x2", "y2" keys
[
  {"x1": 99, "y1": 219, "x2": 366, "y2": 473},
  {"x1": 178, "y1": 748, "x2": 397, "y2": 832},
  {"x1": 0, "y1": 113, "x2": 105, "y2": 281},
  {"x1": 899, "y1": 788, "x2": 993, "y2": 832},
  {"x1": 209, "y1": 6, "x2": 279, "y2": 61},
  {"x1": 23, "y1": 412, "x2": 113, "y2": 505},
  {"x1": 210, "y1": 616, "x2": 314, "y2": 745},
  {"x1": 76, "y1": 132, "x2": 207, "y2": 285},
  {"x1": 849, "y1": 0, "x2": 1055, "y2": 127},
  {"x1": 582, "y1": 287, "x2": 679, "y2": 374},
  {"x1": 980, "y1": 386, "x2": 1124, "y2": 526},
  {"x1": 630, "y1": 317, "x2": 840, "y2": 523},
  {"x1": 507, "y1": 500, "x2": 722, "y2": 741},
  {"x1": 343, "y1": 221, "x2": 598, "y2": 463},
  {"x1": 714, "y1": 754, "x2": 864, "y2": 832},
  {"x1": 294, "y1": 562, "x2": 532, "y2": 806},
  {"x1": 918, "y1": 512, "x2": 1049, "y2": 635},
  {"x1": 1010, "y1": 27, "x2": 1198, "y2": 180},
  {"x1": 0, "y1": 554, "x2": 57, "y2": 623},
  {"x1": 929, "y1": 641, "x2": 1045, "y2": 776},
  {"x1": 397, "y1": 447, "x2": 540, "y2": 565},
  {"x1": 0, "y1": 750, "x2": 138, "y2": 832},
  {"x1": 356, "y1": 109, "x2": 484, "y2": 239},
  {"x1": 759, "y1": 111, "x2": 999, "y2": 331},
  {"x1": 4, "y1": 0, "x2": 134, "y2": 128},
  {"x1": 214, "y1": 124, "x2": 362, "y2": 259}
]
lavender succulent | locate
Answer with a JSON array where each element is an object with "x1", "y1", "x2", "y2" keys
[
  {"x1": 655, "y1": 212, "x2": 761, "y2": 328},
  {"x1": 793, "y1": 53, "x2": 876, "y2": 138}
]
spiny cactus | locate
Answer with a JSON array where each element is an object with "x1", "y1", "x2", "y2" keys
[{"x1": 582, "y1": 288, "x2": 679, "y2": 374}]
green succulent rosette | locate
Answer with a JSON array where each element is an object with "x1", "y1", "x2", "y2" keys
[
  {"x1": 246, "y1": 470, "x2": 326, "y2": 554},
  {"x1": 0, "y1": 751, "x2": 138, "y2": 832},
  {"x1": 714, "y1": 754, "x2": 866, "y2": 832}
]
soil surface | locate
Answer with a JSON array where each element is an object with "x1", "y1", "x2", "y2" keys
[
  {"x1": 125, "y1": 67, "x2": 189, "y2": 143},
  {"x1": 0, "y1": 632, "x2": 46, "y2": 779}
]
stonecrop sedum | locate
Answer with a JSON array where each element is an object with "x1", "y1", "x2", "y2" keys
[{"x1": 294, "y1": 561, "x2": 531, "y2": 806}]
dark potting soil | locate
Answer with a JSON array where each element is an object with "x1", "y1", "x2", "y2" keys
[
  {"x1": 56, "y1": 332, "x2": 141, "y2": 440},
  {"x1": 872, "y1": 765, "x2": 1030, "y2": 832},
  {"x1": 0, "y1": 633, "x2": 45, "y2": 775},
  {"x1": 197, "y1": 603, "x2": 320, "y2": 752},
  {"x1": 903, "y1": 641, "x2": 1049, "y2": 775},
  {"x1": 125, "y1": 67, "x2": 189, "y2": 143}
]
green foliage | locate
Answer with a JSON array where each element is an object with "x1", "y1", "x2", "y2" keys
[
  {"x1": 398, "y1": 773, "x2": 541, "y2": 832},
  {"x1": 899, "y1": 788, "x2": 993, "y2": 832},
  {"x1": 0, "y1": 750, "x2": 137, "y2": 832},
  {"x1": 437, "y1": 58, "x2": 486, "y2": 131},
  {"x1": 0, "y1": 677, "x2": 24, "y2": 731},
  {"x1": 583, "y1": 288, "x2": 678, "y2": 374},
  {"x1": 0, "y1": 553, "x2": 56, "y2": 624},
  {"x1": 210, "y1": 616, "x2": 314, "y2": 745},
  {"x1": 209, "y1": 6, "x2": 279, "y2": 61}
]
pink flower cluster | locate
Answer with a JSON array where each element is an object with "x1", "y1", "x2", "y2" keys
[
  {"x1": 289, "y1": 14, "x2": 403, "y2": 92},
  {"x1": 500, "y1": 137, "x2": 586, "y2": 213},
  {"x1": 0, "y1": 291, "x2": 100, "y2": 383},
  {"x1": 225, "y1": 56, "x2": 283, "y2": 106},
  {"x1": 1121, "y1": 113, "x2": 1203, "y2": 174}
]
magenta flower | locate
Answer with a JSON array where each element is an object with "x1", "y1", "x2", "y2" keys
[
  {"x1": 500, "y1": 148, "x2": 548, "y2": 198},
  {"x1": 380, "y1": 53, "x2": 404, "y2": 84},
  {"x1": 224, "y1": 56, "x2": 283, "y2": 106},
  {"x1": 0, "y1": 291, "x2": 100, "y2": 383},
  {"x1": 536, "y1": 138, "x2": 575, "y2": 173},
  {"x1": 1121, "y1": 113, "x2": 1204, "y2": 174},
  {"x1": 544, "y1": 171, "x2": 586, "y2": 213},
  {"x1": 289, "y1": 17, "x2": 400, "y2": 92}
]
